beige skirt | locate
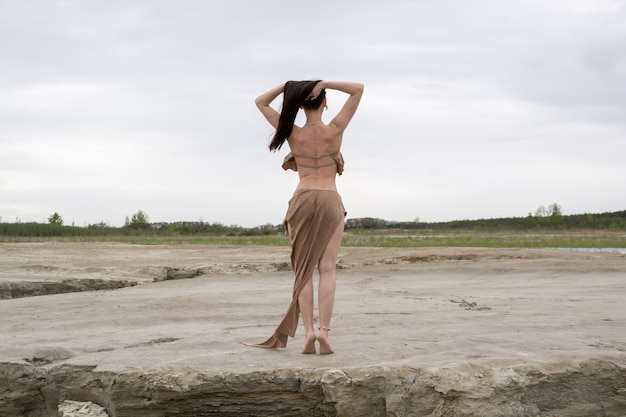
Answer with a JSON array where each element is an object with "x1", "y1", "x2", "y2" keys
[{"x1": 242, "y1": 189, "x2": 345, "y2": 349}]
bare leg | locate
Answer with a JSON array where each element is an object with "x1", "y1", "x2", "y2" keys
[
  {"x1": 316, "y1": 219, "x2": 344, "y2": 354},
  {"x1": 298, "y1": 276, "x2": 316, "y2": 354},
  {"x1": 288, "y1": 221, "x2": 316, "y2": 354}
]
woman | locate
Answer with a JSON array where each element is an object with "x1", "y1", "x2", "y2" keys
[{"x1": 243, "y1": 80, "x2": 363, "y2": 354}]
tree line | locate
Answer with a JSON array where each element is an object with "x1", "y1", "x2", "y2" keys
[
  {"x1": 1, "y1": 209, "x2": 625, "y2": 238},
  {"x1": 346, "y1": 210, "x2": 626, "y2": 231}
]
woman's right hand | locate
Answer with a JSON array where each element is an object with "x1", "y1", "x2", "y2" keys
[{"x1": 308, "y1": 81, "x2": 326, "y2": 100}]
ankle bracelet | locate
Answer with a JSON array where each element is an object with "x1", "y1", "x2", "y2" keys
[{"x1": 318, "y1": 326, "x2": 331, "y2": 332}]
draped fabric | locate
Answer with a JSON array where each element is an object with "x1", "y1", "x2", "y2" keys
[
  {"x1": 242, "y1": 189, "x2": 345, "y2": 349},
  {"x1": 281, "y1": 152, "x2": 345, "y2": 175}
]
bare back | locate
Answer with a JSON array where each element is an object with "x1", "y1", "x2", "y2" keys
[{"x1": 287, "y1": 124, "x2": 343, "y2": 190}]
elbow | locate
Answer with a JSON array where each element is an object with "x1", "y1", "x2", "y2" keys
[
  {"x1": 255, "y1": 96, "x2": 268, "y2": 110},
  {"x1": 354, "y1": 83, "x2": 364, "y2": 96}
]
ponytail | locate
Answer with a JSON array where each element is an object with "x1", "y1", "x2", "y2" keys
[{"x1": 269, "y1": 80, "x2": 324, "y2": 152}]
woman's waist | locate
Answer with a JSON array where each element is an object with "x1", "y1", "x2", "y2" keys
[
  {"x1": 295, "y1": 186, "x2": 339, "y2": 192},
  {"x1": 295, "y1": 180, "x2": 337, "y2": 192},
  {"x1": 296, "y1": 174, "x2": 336, "y2": 188}
]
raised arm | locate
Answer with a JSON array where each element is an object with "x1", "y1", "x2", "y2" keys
[
  {"x1": 313, "y1": 81, "x2": 364, "y2": 131},
  {"x1": 255, "y1": 83, "x2": 285, "y2": 129}
]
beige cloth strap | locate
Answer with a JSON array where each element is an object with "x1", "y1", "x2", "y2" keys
[{"x1": 281, "y1": 152, "x2": 345, "y2": 175}]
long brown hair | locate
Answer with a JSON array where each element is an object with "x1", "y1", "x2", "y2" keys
[{"x1": 269, "y1": 80, "x2": 326, "y2": 152}]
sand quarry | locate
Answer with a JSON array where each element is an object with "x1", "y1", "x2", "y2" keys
[{"x1": 1, "y1": 242, "x2": 625, "y2": 416}]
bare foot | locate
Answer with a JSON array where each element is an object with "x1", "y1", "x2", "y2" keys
[
  {"x1": 316, "y1": 334, "x2": 334, "y2": 355},
  {"x1": 301, "y1": 334, "x2": 317, "y2": 354}
]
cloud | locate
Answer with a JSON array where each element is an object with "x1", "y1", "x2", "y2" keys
[{"x1": 1, "y1": 0, "x2": 624, "y2": 226}]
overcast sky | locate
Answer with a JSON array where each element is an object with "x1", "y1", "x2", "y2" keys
[{"x1": 1, "y1": 0, "x2": 625, "y2": 227}]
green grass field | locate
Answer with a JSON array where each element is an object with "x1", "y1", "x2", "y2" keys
[{"x1": 2, "y1": 229, "x2": 624, "y2": 249}]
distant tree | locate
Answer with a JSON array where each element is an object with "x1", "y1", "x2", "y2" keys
[
  {"x1": 548, "y1": 203, "x2": 562, "y2": 217},
  {"x1": 48, "y1": 212, "x2": 63, "y2": 226},
  {"x1": 534, "y1": 205, "x2": 549, "y2": 217},
  {"x1": 125, "y1": 210, "x2": 150, "y2": 228}
]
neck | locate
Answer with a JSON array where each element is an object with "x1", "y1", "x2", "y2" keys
[{"x1": 304, "y1": 110, "x2": 323, "y2": 125}]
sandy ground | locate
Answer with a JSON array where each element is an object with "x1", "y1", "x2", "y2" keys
[{"x1": 1, "y1": 242, "x2": 625, "y2": 374}]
